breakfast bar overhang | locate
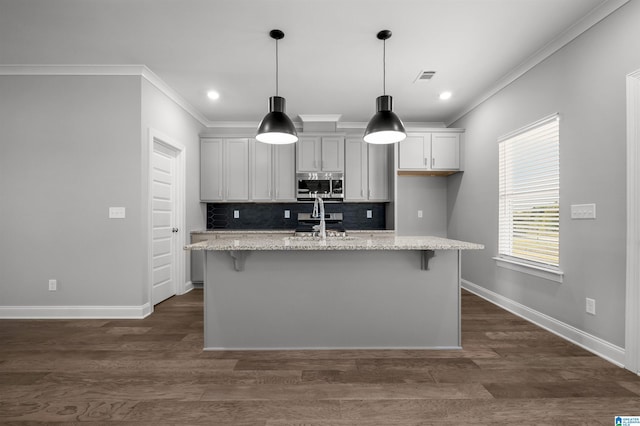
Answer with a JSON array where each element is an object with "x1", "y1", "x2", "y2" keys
[{"x1": 186, "y1": 234, "x2": 483, "y2": 350}]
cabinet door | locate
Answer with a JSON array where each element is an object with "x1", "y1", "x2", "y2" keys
[
  {"x1": 431, "y1": 133, "x2": 460, "y2": 170},
  {"x1": 368, "y1": 144, "x2": 389, "y2": 201},
  {"x1": 251, "y1": 140, "x2": 273, "y2": 201},
  {"x1": 320, "y1": 137, "x2": 344, "y2": 171},
  {"x1": 398, "y1": 135, "x2": 430, "y2": 169},
  {"x1": 296, "y1": 136, "x2": 321, "y2": 172},
  {"x1": 345, "y1": 138, "x2": 367, "y2": 200},
  {"x1": 200, "y1": 138, "x2": 224, "y2": 201},
  {"x1": 274, "y1": 144, "x2": 296, "y2": 201},
  {"x1": 225, "y1": 138, "x2": 250, "y2": 200}
]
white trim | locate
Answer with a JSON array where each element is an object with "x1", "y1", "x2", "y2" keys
[
  {"x1": 0, "y1": 65, "x2": 210, "y2": 127},
  {"x1": 148, "y1": 129, "x2": 188, "y2": 307},
  {"x1": 298, "y1": 114, "x2": 342, "y2": 123},
  {"x1": 462, "y1": 279, "x2": 625, "y2": 367},
  {"x1": 204, "y1": 346, "x2": 463, "y2": 351},
  {"x1": 338, "y1": 121, "x2": 447, "y2": 130},
  {"x1": 0, "y1": 303, "x2": 151, "y2": 319},
  {"x1": 182, "y1": 280, "x2": 194, "y2": 295},
  {"x1": 0, "y1": 64, "x2": 147, "y2": 76},
  {"x1": 140, "y1": 67, "x2": 209, "y2": 126},
  {"x1": 497, "y1": 113, "x2": 560, "y2": 142},
  {"x1": 447, "y1": 0, "x2": 630, "y2": 125},
  {"x1": 626, "y1": 68, "x2": 640, "y2": 375},
  {"x1": 493, "y1": 256, "x2": 564, "y2": 283}
]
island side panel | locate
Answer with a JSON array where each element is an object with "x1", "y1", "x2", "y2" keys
[{"x1": 204, "y1": 249, "x2": 460, "y2": 350}]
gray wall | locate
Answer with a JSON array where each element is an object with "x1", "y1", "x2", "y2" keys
[
  {"x1": 0, "y1": 76, "x2": 144, "y2": 307},
  {"x1": 448, "y1": 1, "x2": 640, "y2": 347},
  {"x1": 0, "y1": 75, "x2": 205, "y2": 311},
  {"x1": 141, "y1": 79, "x2": 206, "y2": 286},
  {"x1": 396, "y1": 175, "x2": 448, "y2": 237}
]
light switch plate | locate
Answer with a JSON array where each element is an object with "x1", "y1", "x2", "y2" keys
[
  {"x1": 418, "y1": 210, "x2": 423, "y2": 218},
  {"x1": 284, "y1": 210, "x2": 290, "y2": 219},
  {"x1": 233, "y1": 210, "x2": 240, "y2": 219},
  {"x1": 109, "y1": 207, "x2": 126, "y2": 219},
  {"x1": 367, "y1": 210, "x2": 373, "y2": 219},
  {"x1": 571, "y1": 204, "x2": 596, "y2": 219}
]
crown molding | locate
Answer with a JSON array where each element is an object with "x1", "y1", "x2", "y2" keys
[
  {"x1": 298, "y1": 114, "x2": 343, "y2": 123},
  {"x1": 0, "y1": 64, "x2": 211, "y2": 127},
  {"x1": 447, "y1": 0, "x2": 630, "y2": 126},
  {"x1": 0, "y1": 64, "x2": 147, "y2": 76},
  {"x1": 338, "y1": 121, "x2": 447, "y2": 130}
]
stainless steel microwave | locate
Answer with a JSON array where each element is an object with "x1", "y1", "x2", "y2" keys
[{"x1": 296, "y1": 172, "x2": 344, "y2": 201}]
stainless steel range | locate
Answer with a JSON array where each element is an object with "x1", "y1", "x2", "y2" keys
[{"x1": 295, "y1": 212, "x2": 346, "y2": 237}]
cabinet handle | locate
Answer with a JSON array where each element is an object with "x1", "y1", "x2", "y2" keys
[
  {"x1": 432, "y1": 158, "x2": 435, "y2": 168},
  {"x1": 361, "y1": 189, "x2": 364, "y2": 198},
  {"x1": 424, "y1": 158, "x2": 427, "y2": 166}
]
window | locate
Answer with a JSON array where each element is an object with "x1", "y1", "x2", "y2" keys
[{"x1": 497, "y1": 114, "x2": 560, "y2": 276}]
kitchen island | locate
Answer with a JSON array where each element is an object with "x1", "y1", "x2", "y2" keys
[{"x1": 186, "y1": 232, "x2": 483, "y2": 350}]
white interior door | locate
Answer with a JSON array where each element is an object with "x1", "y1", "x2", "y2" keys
[{"x1": 152, "y1": 141, "x2": 179, "y2": 305}]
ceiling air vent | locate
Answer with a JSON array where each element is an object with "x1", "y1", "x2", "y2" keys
[{"x1": 414, "y1": 70, "x2": 436, "y2": 83}]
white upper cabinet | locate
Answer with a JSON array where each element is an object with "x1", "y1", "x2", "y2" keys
[
  {"x1": 398, "y1": 135, "x2": 432, "y2": 169},
  {"x1": 398, "y1": 132, "x2": 461, "y2": 172},
  {"x1": 201, "y1": 138, "x2": 224, "y2": 201},
  {"x1": 368, "y1": 144, "x2": 390, "y2": 201},
  {"x1": 345, "y1": 138, "x2": 368, "y2": 200},
  {"x1": 202, "y1": 137, "x2": 296, "y2": 203},
  {"x1": 345, "y1": 137, "x2": 390, "y2": 202},
  {"x1": 431, "y1": 133, "x2": 460, "y2": 170},
  {"x1": 251, "y1": 140, "x2": 296, "y2": 202},
  {"x1": 297, "y1": 136, "x2": 344, "y2": 172},
  {"x1": 224, "y1": 138, "x2": 250, "y2": 200},
  {"x1": 201, "y1": 137, "x2": 249, "y2": 202},
  {"x1": 273, "y1": 144, "x2": 296, "y2": 201},
  {"x1": 251, "y1": 140, "x2": 273, "y2": 201}
]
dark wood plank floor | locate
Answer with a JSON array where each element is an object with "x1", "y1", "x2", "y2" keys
[{"x1": 1, "y1": 289, "x2": 639, "y2": 425}]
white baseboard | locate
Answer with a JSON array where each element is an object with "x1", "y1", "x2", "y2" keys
[
  {"x1": 181, "y1": 281, "x2": 194, "y2": 294},
  {"x1": 0, "y1": 303, "x2": 152, "y2": 319},
  {"x1": 461, "y1": 279, "x2": 625, "y2": 367}
]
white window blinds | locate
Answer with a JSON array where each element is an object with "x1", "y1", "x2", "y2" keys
[{"x1": 498, "y1": 114, "x2": 560, "y2": 268}]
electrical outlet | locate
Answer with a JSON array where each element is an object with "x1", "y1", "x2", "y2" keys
[
  {"x1": 233, "y1": 210, "x2": 240, "y2": 219},
  {"x1": 48, "y1": 279, "x2": 57, "y2": 291},
  {"x1": 366, "y1": 210, "x2": 373, "y2": 219},
  {"x1": 284, "y1": 210, "x2": 290, "y2": 219},
  {"x1": 586, "y1": 298, "x2": 596, "y2": 315},
  {"x1": 418, "y1": 210, "x2": 423, "y2": 218}
]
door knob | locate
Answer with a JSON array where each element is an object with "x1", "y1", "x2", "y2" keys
[{"x1": 171, "y1": 228, "x2": 179, "y2": 233}]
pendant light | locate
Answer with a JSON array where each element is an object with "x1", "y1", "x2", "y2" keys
[
  {"x1": 364, "y1": 30, "x2": 406, "y2": 144},
  {"x1": 256, "y1": 29, "x2": 298, "y2": 145}
]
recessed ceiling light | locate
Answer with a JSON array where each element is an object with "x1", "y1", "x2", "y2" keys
[
  {"x1": 207, "y1": 90, "x2": 220, "y2": 100},
  {"x1": 439, "y1": 91, "x2": 452, "y2": 100}
]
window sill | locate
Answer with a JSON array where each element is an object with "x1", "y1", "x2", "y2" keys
[{"x1": 493, "y1": 256, "x2": 564, "y2": 283}]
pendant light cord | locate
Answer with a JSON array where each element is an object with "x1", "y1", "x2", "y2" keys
[
  {"x1": 382, "y1": 38, "x2": 386, "y2": 96},
  {"x1": 275, "y1": 38, "x2": 279, "y2": 96}
]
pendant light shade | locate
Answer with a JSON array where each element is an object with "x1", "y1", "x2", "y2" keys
[
  {"x1": 364, "y1": 95, "x2": 406, "y2": 144},
  {"x1": 364, "y1": 30, "x2": 406, "y2": 145},
  {"x1": 256, "y1": 96, "x2": 298, "y2": 144},
  {"x1": 256, "y1": 29, "x2": 298, "y2": 145}
]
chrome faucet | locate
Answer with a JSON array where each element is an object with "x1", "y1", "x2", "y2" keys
[{"x1": 312, "y1": 196, "x2": 326, "y2": 240}]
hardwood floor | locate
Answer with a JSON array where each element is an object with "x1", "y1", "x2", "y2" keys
[{"x1": 1, "y1": 289, "x2": 639, "y2": 424}]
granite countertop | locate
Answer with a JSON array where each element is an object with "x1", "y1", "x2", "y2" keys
[{"x1": 185, "y1": 232, "x2": 483, "y2": 251}]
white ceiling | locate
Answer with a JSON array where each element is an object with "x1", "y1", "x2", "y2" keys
[{"x1": 0, "y1": 0, "x2": 625, "y2": 125}]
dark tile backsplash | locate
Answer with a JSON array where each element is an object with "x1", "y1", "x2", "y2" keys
[{"x1": 207, "y1": 202, "x2": 387, "y2": 230}]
